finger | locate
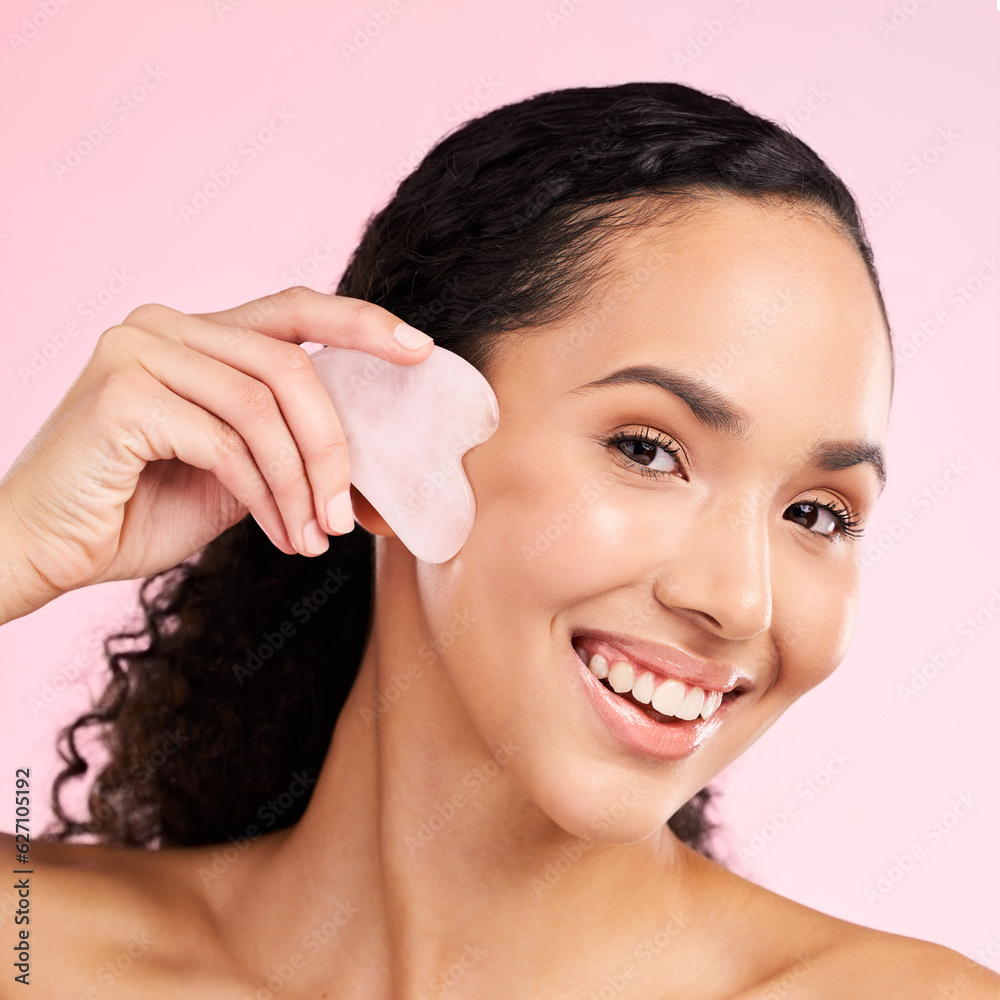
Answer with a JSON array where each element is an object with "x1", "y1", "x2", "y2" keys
[
  {"x1": 127, "y1": 312, "x2": 356, "y2": 538},
  {"x1": 186, "y1": 285, "x2": 435, "y2": 362},
  {"x1": 126, "y1": 328, "x2": 332, "y2": 556},
  {"x1": 107, "y1": 368, "x2": 296, "y2": 556},
  {"x1": 188, "y1": 324, "x2": 356, "y2": 538}
]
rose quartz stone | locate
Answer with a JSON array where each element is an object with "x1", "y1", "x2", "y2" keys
[{"x1": 309, "y1": 345, "x2": 499, "y2": 563}]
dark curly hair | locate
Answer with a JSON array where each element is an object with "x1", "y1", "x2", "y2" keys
[{"x1": 47, "y1": 81, "x2": 889, "y2": 857}]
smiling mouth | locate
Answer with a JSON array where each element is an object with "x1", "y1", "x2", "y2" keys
[{"x1": 572, "y1": 642, "x2": 744, "y2": 724}]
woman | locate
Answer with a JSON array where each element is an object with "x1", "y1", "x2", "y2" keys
[{"x1": 2, "y1": 82, "x2": 995, "y2": 997}]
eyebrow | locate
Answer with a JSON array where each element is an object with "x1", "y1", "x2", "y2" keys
[
  {"x1": 572, "y1": 364, "x2": 887, "y2": 492},
  {"x1": 810, "y1": 440, "x2": 887, "y2": 493}
]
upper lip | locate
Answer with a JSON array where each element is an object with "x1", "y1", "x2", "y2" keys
[{"x1": 572, "y1": 628, "x2": 751, "y2": 695}]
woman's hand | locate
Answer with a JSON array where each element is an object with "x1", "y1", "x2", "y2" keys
[{"x1": 0, "y1": 286, "x2": 434, "y2": 621}]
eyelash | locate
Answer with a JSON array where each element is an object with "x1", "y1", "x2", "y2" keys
[
  {"x1": 796, "y1": 495, "x2": 865, "y2": 540},
  {"x1": 607, "y1": 427, "x2": 683, "y2": 479},
  {"x1": 605, "y1": 428, "x2": 865, "y2": 542}
]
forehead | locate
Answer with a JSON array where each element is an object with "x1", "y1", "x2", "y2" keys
[{"x1": 497, "y1": 196, "x2": 893, "y2": 444}]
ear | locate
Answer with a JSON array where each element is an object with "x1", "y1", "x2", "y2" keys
[{"x1": 347, "y1": 484, "x2": 397, "y2": 539}]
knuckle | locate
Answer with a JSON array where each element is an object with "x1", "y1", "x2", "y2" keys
[
  {"x1": 94, "y1": 323, "x2": 146, "y2": 366},
  {"x1": 310, "y1": 436, "x2": 350, "y2": 467},
  {"x1": 273, "y1": 461, "x2": 311, "y2": 496},
  {"x1": 235, "y1": 379, "x2": 277, "y2": 422},
  {"x1": 122, "y1": 302, "x2": 175, "y2": 328},
  {"x1": 274, "y1": 284, "x2": 312, "y2": 306},
  {"x1": 90, "y1": 364, "x2": 151, "y2": 423},
  {"x1": 213, "y1": 420, "x2": 248, "y2": 464},
  {"x1": 95, "y1": 323, "x2": 131, "y2": 355},
  {"x1": 278, "y1": 342, "x2": 317, "y2": 380},
  {"x1": 97, "y1": 323, "x2": 135, "y2": 351},
  {"x1": 344, "y1": 295, "x2": 377, "y2": 328}
]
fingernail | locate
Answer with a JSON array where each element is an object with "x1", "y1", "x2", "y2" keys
[
  {"x1": 301, "y1": 518, "x2": 329, "y2": 556},
  {"x1": 393, "y1": 321, "x2": 433, "y2": 350},
  {"x1": 326, "y1": 489, "x2": 355, "y2": 535}
]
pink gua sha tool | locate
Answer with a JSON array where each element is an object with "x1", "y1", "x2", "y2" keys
[{"x1": 309, "y1": 344, "x2": 499, "y2": 563}]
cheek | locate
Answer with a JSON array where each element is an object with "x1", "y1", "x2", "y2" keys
[
  {"x1": 411, "y1": 442, "x2": 642, "y2": 729},
  {"x1": 774, "y1": 561, "x2": 860, "y2": 699},
  {"x1": 461, "y1": 451, "x2": 643, "y2": 618}
]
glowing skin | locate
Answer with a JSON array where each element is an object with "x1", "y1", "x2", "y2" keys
[
  {"x1": 407, "y1": 195, "x2": 890, "y2": 843},
  {"x1": 30, "y1": 194, "x2": 950, "y2": 999},
  {"x1": 224, "y1": 194, "x2": 895, "y2": 994}
]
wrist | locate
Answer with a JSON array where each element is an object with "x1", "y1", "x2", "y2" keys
[{"x1": 0, "y1": 487, "x2": 62, "y2": 625}]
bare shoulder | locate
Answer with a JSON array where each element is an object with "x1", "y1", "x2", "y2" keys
[
  {"x1": 747, "y1": 926, "x2": 1000, "y2": 1000},
  {"x1": 687, "y1": 850, "x2": 1000, "y2": 998},
  {"x1": 0, "y1": 829, "x2": 248, "y2": 999}
]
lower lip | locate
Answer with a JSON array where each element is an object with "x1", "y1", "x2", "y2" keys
[{"x1": 573, "y1": 647, "x2": 731, "y2": 761}]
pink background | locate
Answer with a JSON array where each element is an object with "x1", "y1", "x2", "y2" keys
[{"x1": 1, "y1": 0, "x2": 997, "y2": 963}]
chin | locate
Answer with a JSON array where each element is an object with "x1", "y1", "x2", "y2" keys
[{"x1": 509, "y1": 746, "x2": 702, "y2": 847}]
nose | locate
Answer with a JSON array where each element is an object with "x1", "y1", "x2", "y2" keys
[{"x1": 651, "y1": 487, "x2": 772, "y2": 641}]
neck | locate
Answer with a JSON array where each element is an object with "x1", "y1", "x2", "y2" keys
[{"x1": 226, "y1": 539, "x2": 700, "y2": 996}]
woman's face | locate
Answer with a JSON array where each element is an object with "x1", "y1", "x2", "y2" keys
[{"x1": 413, "y1": 195, "x2": 892, "y2": 844}]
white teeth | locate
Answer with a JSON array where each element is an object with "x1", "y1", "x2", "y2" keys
[
  {"x1": 588, "y1": 652, "x2": 609, "y2": 680},
  {"x1": 650, "y1": 678, "x2": 685, "y2": 716},
  {"x1": 607, "y1": 660, "x2": 634, "y2": 693},
  {"x1": 579, "y1": 643, "x2": 727, "y2": 722},
  {"x1": 674, "y1": 686, "x2": 705, "y2": 721},
  {"x1": 631, "y1": 671, "x2": 655, "y2": 705},
  {"x1": 701, "y1": 690, "x2": 723, "y2": 720}
]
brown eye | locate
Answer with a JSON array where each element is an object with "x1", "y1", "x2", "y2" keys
[
  {"x1": 608, "y1": 429, "x2": 682, "y2": 477},
  {"x1": 619, "y1": 438, "x2": 674, "y2": 471},
  {"x1": 784, "y1": 501, "x2": 840, "y2": 535}
]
